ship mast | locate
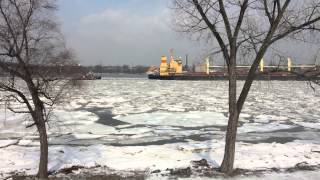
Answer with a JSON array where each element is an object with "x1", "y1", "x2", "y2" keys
[{"x1": 169, "y1": 48, "x2": 175, "y2": 62}]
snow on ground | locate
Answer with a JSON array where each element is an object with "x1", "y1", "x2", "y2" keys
[
  {"x1": 0, "y1": 140, "x2": 320, "y2": 178},
  {"x1": 158, "y1": 170, "x2": 320, "y2": 180},
  {"x1": 0, "y1": 79, "x2": 320, "y2": 179}
]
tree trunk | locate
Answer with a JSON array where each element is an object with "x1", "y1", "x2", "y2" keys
[
  {"x1": 36, "y1": 112, "x2": 49, "y2": 179},
  {"x1": 26, "y1": 80, "x2": 49, "y2": 179},
  {"x1": 220, "y1": 54, "x2": 240, "y2": 174},
  {"x1": 220, "y1": 110, "x2": 240, "y2": 173}
]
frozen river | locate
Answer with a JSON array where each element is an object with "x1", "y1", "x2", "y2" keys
[{"x1": 1, "y1": 78, "x2": 320, "y2": 178}]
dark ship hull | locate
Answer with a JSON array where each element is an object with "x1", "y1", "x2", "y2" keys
[{"x1": 148, "y1": 72, "x2": 320, "y2": 81}]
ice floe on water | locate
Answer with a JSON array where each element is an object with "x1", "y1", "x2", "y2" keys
[
  {"x1": 254, "y1": 114, "x2": 289, "y2": 123},
  {"x1": 293, "y1": 121, "x2": 320, "y2": 130},
  {"x1": 0, "y1": 139, "x2": 18, "y2": 148},
  {"x1": 238, "y1": 122, "x2": 294, "y2": 133},
  {"x1": 52, "y1": 110, "x2": 99, "y2": 126},
  {"x1": 115, "y1": 111, "x2": 228, "y2": 127},
  {"x1": 1, "y1": 79, "x2": 320, "y2": 178}
]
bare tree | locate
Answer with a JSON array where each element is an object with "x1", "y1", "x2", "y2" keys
[
  {"x1": 171, "y1": 0, "x2": 320, "y2": 174},
  {"x1": 0, "y1": 0, "x2": 79, "y2": 178}
]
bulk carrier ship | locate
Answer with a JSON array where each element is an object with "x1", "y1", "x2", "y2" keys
[{"x1": 147, "y1": 51, "x2": 320, "y2": 81}]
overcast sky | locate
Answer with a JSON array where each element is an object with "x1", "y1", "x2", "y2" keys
[
  {"x1": 57, "y1": 0, "x2": 208, "y2": 66},
  {"x1": 57, "y1": 0, "x2": 320, "y2": 66}
]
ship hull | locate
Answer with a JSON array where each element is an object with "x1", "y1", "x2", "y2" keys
[{"x1": 148, "y1": 73, "x2": 320, "y2": 81}]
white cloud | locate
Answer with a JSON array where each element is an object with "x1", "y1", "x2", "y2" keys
[{"x1": 63, "y1": 8, "x2": 206, "y2": 66}]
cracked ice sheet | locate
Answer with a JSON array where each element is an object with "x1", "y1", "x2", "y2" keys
[
  {"x1": 49, "y1": 110, "x2": 117, "y2": 135},
  {"x1": 0, "y1": 111, "x2": 37, "y2": 139},
  {"x1": 115, "y1": 112, "x2": 296, "y2": 133},
  {"x1": 0, "y1": 139, "x2": 18, "y2": 148},
  {"x1": 52, "y1": 110, "x2": 99, "y2": 126},
  {"x1": 115, "y1": 112, "x2": 228, "y2": 127},
  {"x1": 293, "y1": 121, "x2": 320, "y2": 130},
  {"x1": 1, "y1": 140, "x2": 320, "y2": 179},
  {"x1": 254, "y1": 114, "x2": 289, "y2": 123},
  {"x1": 238, "y1": 122, "x2": 295, "y2": 133},
  {"x1": 1, "y1": 80, "x2": 320, "y2": 178}
]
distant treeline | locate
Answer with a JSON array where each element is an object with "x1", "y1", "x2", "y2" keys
[
  {"x1": 0, "y1": 65, "x2": 150, "y2": 76},
  {"x1": 0, "y1": 63, "x2": 87, "y2": 77},
  {"x1": 84, "y1": 65, "x2": 150, "y2": 74}
]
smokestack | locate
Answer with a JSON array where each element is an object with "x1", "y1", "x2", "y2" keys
[
  {"x1": 186, "y1": 54, "x2": 188, "y2": 66},
  {"x1": 185, "y1": 54, "x2": 189, "y2": 71}
]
